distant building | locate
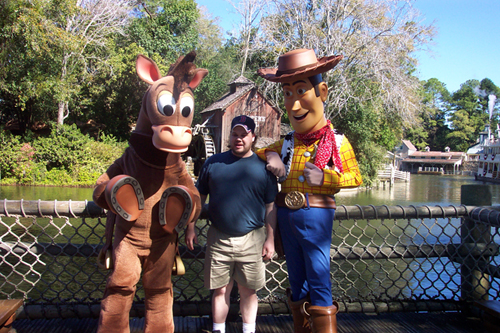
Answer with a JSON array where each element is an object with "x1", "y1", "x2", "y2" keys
[
  {"x1": 396, "y1": 140, "x2": 466, "y2": 174},
  {"x1": 392, "y1": 140, "x2": 416, "y2": 169},
  {"x1": 199, "y1": 76, "x2": 281, "y2": 153}
]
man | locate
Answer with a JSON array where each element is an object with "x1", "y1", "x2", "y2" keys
[
  {"x1": 256, "y1": 49, "x2": 363, "y2": 333},
  {"x1": 185, "y1": 115, "x2": 278, "y2": 333}
]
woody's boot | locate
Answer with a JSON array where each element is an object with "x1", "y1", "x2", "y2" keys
[
  {"x1": 301, "y1": 301, "x2": 339, "y2": 333},
  {"x1": 287, "y1": 288, "x2": 311, "y2": 333}
]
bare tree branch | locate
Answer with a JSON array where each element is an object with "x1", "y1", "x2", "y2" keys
[
  {"x1": 255, "y1": 0, "x2": 435, "y2": 124},
  {"x1": 56, "y1": 0, "x2": 134, "y2": 124}
]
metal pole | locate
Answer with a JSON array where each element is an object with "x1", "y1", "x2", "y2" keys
[{"x1": 460, "y1": 184, "x2": 492, "y2": 301}]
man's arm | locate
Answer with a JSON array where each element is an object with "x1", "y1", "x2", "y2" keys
[
  {"x1": 262, "y1": 202, "x2": 277, "y2": 261},
  {"x1": 185, "y1": 194, "x2": 207, "y2": 251}
]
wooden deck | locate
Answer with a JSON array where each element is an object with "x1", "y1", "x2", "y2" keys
[{"x1": 11, "y1": 312, "x2": 489, "y2": 332}]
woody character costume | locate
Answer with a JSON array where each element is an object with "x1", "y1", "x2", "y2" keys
[{"x1": 256, "y1": 49, "x2": 362, "y2": 333}]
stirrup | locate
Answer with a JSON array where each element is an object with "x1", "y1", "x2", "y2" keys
[{"x1": 172, "y1": 255, "x2": 185, "y2": 276}]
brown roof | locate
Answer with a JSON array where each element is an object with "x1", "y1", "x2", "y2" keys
[
  {"x1": 201, "y1": 76, "x2": 282, "y2": 116},
  {"x1": 201, "y1": 76, "x2": 255, "y2": 114},
  {"x1": 402, "y1": 140, "x2": 417, "y2": 151},
  {"x1": 402, "y1": 158, "x2": 462, "y2": 165},
  {"x1": 410, "y1": 151, "x2": 465, "y2": 158}
]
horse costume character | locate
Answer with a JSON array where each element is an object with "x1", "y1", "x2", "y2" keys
[{"x1": 92, "y1": 51, "x2": 207, "y2": 333}]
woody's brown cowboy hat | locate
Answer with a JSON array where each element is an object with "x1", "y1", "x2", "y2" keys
[{"x1": 257, "y1": 49, "x2": 343, "y2": 83}]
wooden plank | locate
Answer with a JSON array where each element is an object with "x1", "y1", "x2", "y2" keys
[
  {"x1": 474, "y1": 300, "x2": 500, "y2": 318},
  {"x1": 474, "y1": 300, "x2": 500, "y2": 333},
  {"x1": 11, "y1": 312, "x2": 488, "y2": 333}
]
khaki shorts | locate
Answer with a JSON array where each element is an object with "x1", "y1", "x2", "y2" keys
[{"x1": 204, "y1": 226, "x2": 266, "y2": 290}]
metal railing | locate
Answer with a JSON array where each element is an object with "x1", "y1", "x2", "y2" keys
[{"x1": 1, "y1": 190, "x2": 500, "y2": 319}]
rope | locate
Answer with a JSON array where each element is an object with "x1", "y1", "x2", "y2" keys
[
  {"x1": 3, "y1": 198, "x2": 10, "y2": 217},
  {"x1": 68, "y1": 200, "x2": 77, "y2": 219},
  {"x1": 20, "y1": 199, "x2": 26, "y2": 217},
  {"x1": 54, "y1": 199, "x2": 60, "y2": 218}
]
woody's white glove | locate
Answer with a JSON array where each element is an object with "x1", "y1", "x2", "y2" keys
[
  {"x1": 265, "y1": 151, "x2": 286, "y2": 178},
  {"x1": 304, "y1": 162, "x2": 324, "y2": 186}
]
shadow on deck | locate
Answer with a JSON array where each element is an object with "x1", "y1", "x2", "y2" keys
[{"x1": 12, "y1": 312, "x2": 488, "y2": 333}]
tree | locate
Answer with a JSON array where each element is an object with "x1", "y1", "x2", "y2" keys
[
  {"x1": 477, "y1": 78, "x2": 499, "y2": 124},
  {"x1": 70, "y1": 42, "x2": 148, "y2": 140},
  {"x1": 0, "y1": 0, "x2": 133, "y2": 132},
  {"x1": 227, "y1": 0, "x2": 269, "y2": 76},
  {"x1": 256, "y1": 0, "x2": 434, "y2": 122},
  {"x1": 69, "y1": 0, "x2": 205, "y2": 139},
  {"x1": 127, "y1": 0, "x2": 200, "y2": 66},
  {"x1": 447, "y1": 79, "x2": 488, "y2": 151},
  {"x1": 191, "y1": 6, "x2": 239, "y2": 124},
  {"x1": 0, "y1": 0, "x2": 61, "y2": 134},
  {"x1": 406, "y1": 78, "x2": 450, "y2": 151},
  {"x1": 53, "y1": 0, "x2": 133, "y2": 125},
  {"x1": 252, "y1": 0, "x2": 434, "y2": 183}
]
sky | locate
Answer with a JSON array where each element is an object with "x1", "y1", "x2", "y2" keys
[{"x1": 196, "y1": 0, "x2": 500, "y2": 94}]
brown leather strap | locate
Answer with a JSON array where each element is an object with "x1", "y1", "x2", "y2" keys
[{"x1": 275, "y1": 192, "x2": 336, "y2": 209}]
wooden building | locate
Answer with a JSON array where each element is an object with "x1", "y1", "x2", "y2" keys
[
  {"x1": 199, "y1": 76, "x2": 281, "y2": 154},
  {"x1": 398, "y1": 142, "x2": 466, "y2": 174}
]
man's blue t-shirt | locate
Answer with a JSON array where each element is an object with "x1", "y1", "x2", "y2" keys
[{"x1": 196, "y1": 151, "x2": 278, "y2": 236}]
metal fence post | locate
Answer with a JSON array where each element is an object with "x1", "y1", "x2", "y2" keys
[{"x1": 460, "y1": 184, "x2": 492, "y2": 301}]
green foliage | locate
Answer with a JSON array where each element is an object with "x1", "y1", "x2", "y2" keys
[
  {"x1": 446, "y1": 79, "x2": 489, "y2": 151},
  {"x1": 0, "y1": 124, "x2": 125, "y2": 186},
  {"x1": 2, "y1": 1, "x2": 499, "y2": 190},
  {"x1": 128, "y1": 0, "x2": 199, "y2": 65},
  {"x1": 0, "y1": 0, "x2": 63, "y2": 133},
  {"x1": 33, "y1": 123, "x2": 91, "y2": 171},
  {"x1": 334, "y1": 99, "x2": 398, "y2": 187},
  {"x1": 71, "y1": 43, "x2": 147, "y2": 140},
  {"x1": 43, "y1": 168, "x2": 74, "y2": 186},
  {"x1": 405, "y1": 78, "x2": 451, "y2": 151},
  {"x1": 193, "y1": 41, "x2": 243, "y2": 124},
  {"x1": 0, "y1": 130, "x2": 45, "y2": 184}
]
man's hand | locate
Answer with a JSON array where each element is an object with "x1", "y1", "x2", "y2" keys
[
  {"x1": 262, "y1": 238, "x2": 275, "y2": 261},
  {"x1": 304, "y1": 162, "x2": 324, "y2": 186},
  {"x1": 265, "y1": 151, "x2": 286, "y2": 178},
  {"x1": 185, "y1": 222, "x2": 198, "y2": 251}
]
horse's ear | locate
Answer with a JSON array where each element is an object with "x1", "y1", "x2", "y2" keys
[
  {"x1": 188, "y1": 68, "x2": 209, "y2": 89},
  {"x1": 136, "y1": 55, "x2": 162, "y2": 85}
]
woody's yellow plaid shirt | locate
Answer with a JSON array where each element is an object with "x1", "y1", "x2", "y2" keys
[{"x1": 256, "y1": 133, "x2": 362, "y2": 195}]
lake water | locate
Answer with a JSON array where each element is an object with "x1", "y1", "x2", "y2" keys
[
  {"x1": 2, "y1": 174, "x2": 499, "y2": 302},
  {"x1": 337, "y1": 174, "x2": 500, "y2": 206},
  {"x1": 2, "y1": 174, "x2": 498, "y2": 207}
]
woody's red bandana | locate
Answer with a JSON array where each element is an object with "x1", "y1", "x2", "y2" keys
[{"x1": 295, "y1": 120, "x2": 343, "y2": 173}]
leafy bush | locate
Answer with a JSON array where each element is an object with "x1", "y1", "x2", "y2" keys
[
  {"x1": 32, "y1": 123, "x2": 95, "y2": 172},
  {"x1": 0, "y1": 124, "x2": 126, "y2": 186},
  {"x1": 0, "y1": 131, "x2": 45, "y2": 183},
  {"x1": 42, "y1": 168, "x2": 74, "y2": 186}
]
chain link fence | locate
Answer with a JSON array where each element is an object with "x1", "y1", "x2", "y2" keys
[{"x1": 1, "y1": 199, "x2": 499, "y2": 319}]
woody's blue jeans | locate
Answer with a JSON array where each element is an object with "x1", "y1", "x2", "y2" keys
[{"x1": 277, "y1": 206, "x2": 335, "y2": 307}]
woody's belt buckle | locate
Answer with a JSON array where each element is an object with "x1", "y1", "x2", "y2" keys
[{"x1": 284, "y1": 191, "x2": 306, "y2": 210}]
